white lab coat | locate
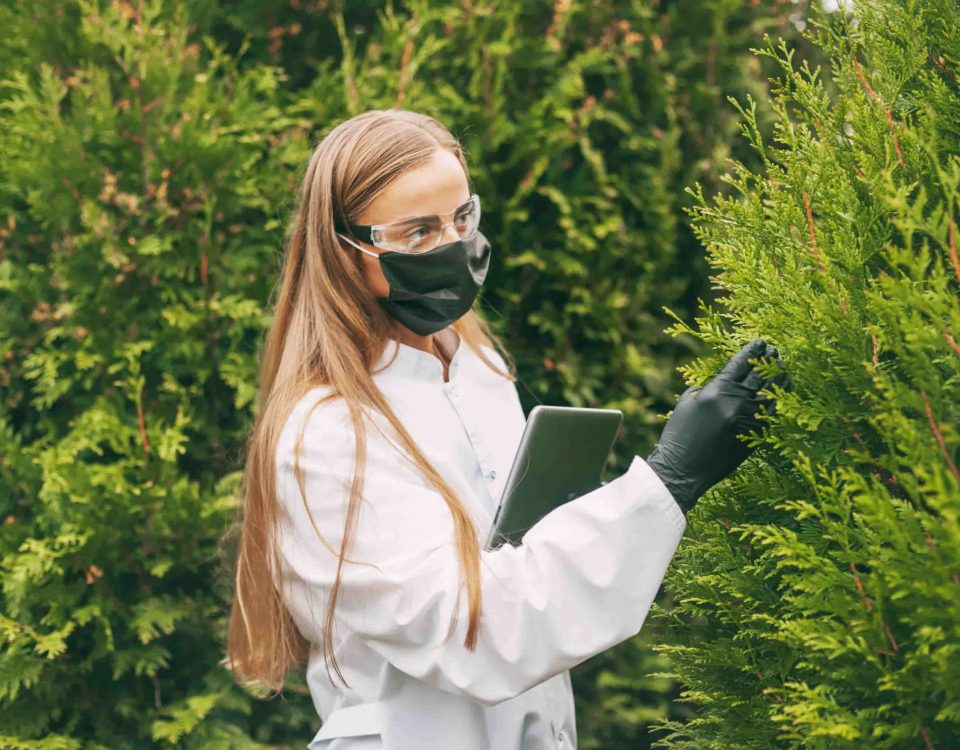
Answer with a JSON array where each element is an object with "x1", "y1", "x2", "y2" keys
[{"x1": 273, "y1": 328, "x2": 687, "y2": 750}]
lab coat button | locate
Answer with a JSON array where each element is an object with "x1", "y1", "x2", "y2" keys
[
  {"x1": 489, "y1": 469, "x2": 496, "y2": 479},
  {"x1": 558, "y1": 729, "x2": 567, "y2": 745}
]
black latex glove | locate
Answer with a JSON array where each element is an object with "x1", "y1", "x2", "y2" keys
[{"x1": 646, "y1": 338, "x2": 789, "y2": 514}]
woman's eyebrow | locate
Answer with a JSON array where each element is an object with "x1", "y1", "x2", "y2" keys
[{"x1": 383, "y1": 196, "x2": 472, "y2": 224}]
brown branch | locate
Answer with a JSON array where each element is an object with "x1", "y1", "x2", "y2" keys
[
  {"x1": 118, "y1": 128, "x2": 145, "y2": 145},
  {"x1": 802, "y1": 192, "x2": 826, "y2": 274},
  {"x1": 883, "y1": 621, "x2": 900, "y2": 654},
  {"x1": 394, "y1": 35, "x2": 415, "y2": 108},
  {"x1": 928, "y1": 50, "x2": 957, "y2": 84},
  {"x1": 921, "y1": 389, "x2": 960, "y2": 486},
  {"x1": 849, "y1": 562, "x2": 873, "y2": 612},
  {"x1": 943, "y1": 329, "x2": 960, "y2": 357},
  {"x1": 852, "y1": 59, "x2": 906, "y2": 171},
  {"x1": 849, "y1": 426, "x2": 868, "y2": 451},
  {"x1": 883, "y1": 107, "x2": 906, "y2": 169},
  {"x1": 142, "y1": 95, "x2": 163, "y2": 114},
  {"x1": 545, "y1": 0, "x2": 567, "y2": 41},
  {"x1": 852, "y1": 58, "x2": 879, "y2": 102},
  {"x1": 137, "y1": 401, "x2": 150, "y2": 457}
]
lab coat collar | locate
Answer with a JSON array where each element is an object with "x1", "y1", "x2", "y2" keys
[{"x1": 372, "y1": 327, "x2": 465, "y2": 383}]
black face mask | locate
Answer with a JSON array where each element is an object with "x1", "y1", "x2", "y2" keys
[{"x1": 337, "y1": 230, "x2": 492, "y2": 336}]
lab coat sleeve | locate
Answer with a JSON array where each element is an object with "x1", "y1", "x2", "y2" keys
[{"x1": 275, "y1": 396, "x2": 687, "y2": 708}]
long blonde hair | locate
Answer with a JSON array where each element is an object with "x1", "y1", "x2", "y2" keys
[{"x1": 223, "y1": 109, "x2": 517, "y2": 696}]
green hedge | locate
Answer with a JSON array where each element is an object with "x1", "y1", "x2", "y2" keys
[{"x1": 653, "y1": 0, "x2": 960, "y2": 746}]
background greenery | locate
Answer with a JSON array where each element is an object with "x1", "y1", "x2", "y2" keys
[
  {"x1": 653, "y1": 0, "x2": 960, "y2": 746},
  {"x1": 6, "y1": 1, "x2": 950, "y2": 749}
]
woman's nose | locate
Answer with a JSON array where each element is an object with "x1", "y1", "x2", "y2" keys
[{"x1": 439, "y1": 221, "x2": 461, "y2": 245}]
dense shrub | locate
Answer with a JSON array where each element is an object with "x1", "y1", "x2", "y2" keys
[{"x1": 653, "y1": 0, "x2": 960, "y2": 746}]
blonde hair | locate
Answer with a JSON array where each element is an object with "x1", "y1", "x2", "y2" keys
[{"x1": 223, "y1": 109, "x2": 517, "y2": 696}]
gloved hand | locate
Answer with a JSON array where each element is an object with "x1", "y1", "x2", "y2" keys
[{"x1": 646, "y1": 338, "x2": 789, "y2": 514}]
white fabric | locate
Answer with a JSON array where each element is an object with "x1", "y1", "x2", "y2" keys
[{"x1": 273, "y1": 327, "x2": 687, "y2": 750}]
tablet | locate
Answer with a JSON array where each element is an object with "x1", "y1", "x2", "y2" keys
[{"x1": 484, "y1": 405, "x2": 623, "y2": 551}]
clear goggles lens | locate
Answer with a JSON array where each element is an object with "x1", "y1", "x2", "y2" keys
[{"x1": 371, "y1": 195, "x2": 480, "y2": 253}]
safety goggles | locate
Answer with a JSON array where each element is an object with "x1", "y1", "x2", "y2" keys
[{"x1": 338, "y1": 194, "x2": 481, "y2": 254}]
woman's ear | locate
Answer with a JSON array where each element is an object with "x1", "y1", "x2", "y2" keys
[{"x1": 345, "y1": 238, "x2": 389, "y2": 298}]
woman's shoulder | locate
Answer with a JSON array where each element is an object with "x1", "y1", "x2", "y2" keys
[
  {"x1": 276, "y1": 385, "x2": 405, "y2": 457},
  {"x1": 273, "y1": 384, "x2": 420, "y2": 499},
  {"x1": 471, "y1": 343, "x2": 516, "y2": 384},
  {"x1": 276, "y1": 386, "x2": 353, "y2": 461}
]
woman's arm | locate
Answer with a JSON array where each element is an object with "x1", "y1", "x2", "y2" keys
[{"x1": 275, "y1": 396, "x2": 685, "y2": 708}]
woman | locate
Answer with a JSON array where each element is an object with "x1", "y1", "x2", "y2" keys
[{"x1": 225, "y1": 109, "x2": 786, "y2": 750}]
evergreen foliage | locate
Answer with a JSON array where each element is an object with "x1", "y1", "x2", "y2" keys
[
  {"x1": 0, "y1": 2, "x2": 319, "y2": 746},
  {"x1": 653, "y1": 0, "x2": 960, "y2": 747},
  {"x1": 1, "y1": 1, "x2": 800, "y2": 746}
]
